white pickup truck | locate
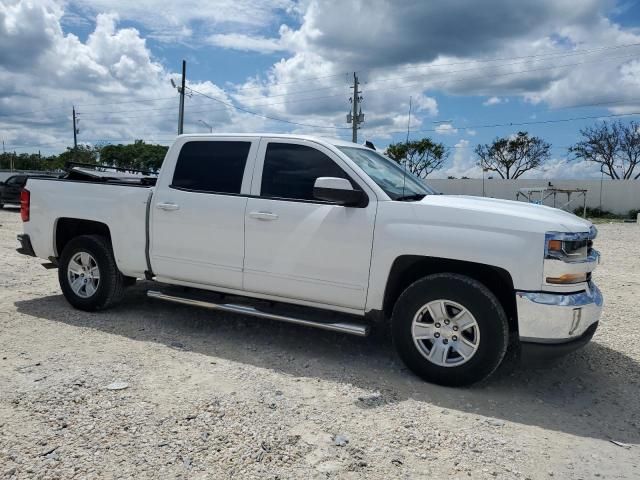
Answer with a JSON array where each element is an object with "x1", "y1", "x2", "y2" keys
[{"x1": 17, "y1": 134, "x2": 602, "y2": 386}]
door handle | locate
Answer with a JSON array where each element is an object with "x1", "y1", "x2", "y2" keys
[
  {"x1": 249, "y1": 211, "x2": 279, "y2": 221},
  {"x1": 156, "y1": 202, "x2": 180, "y2": 211}
]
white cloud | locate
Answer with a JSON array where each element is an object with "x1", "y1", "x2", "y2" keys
[
  {"x1": 413, "y1": 95, "x2": 439, "y2": 116},
  {"x1": 483, "y1": 96, "x2": 505, "y2": 106},
  {"x1": 67, "y1": 0, "x2": 296, "y2": 42},
  {"x1": 220, "y1": 0, "x2": 640, "y2": 148},
  {"x1": 0, "y1": 1, "x2": 286, "y2": 152},
  {"x1": 437, "y1": 139, "x2": 481, "y2": 178},
  {"x1": 3, "y1": 0, "x2": 640, "y2": 176},
  {"x1": 207, "y1": 33, "x2": 286, "y2": 54},
  {"x1": 435, "y1": 123, "x2": 458, "y2": 135},
  {"x1": 436, "y1": 147, "x2": 603, "y2": 179},
  {"x1": 530, "y1": 157, "x2": 602, "y2": 179},
  {"x1": 467, "y1": 129, "x2": 477, "y2": 136}
]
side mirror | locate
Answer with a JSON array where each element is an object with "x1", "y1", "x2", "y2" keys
[{"x1": 313, "y1": 177, "x2": 367, "y2": 207}]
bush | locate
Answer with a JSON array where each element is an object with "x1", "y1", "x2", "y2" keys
[{"x1": 574, "y1": 207, "x2": 640, "y2": 219}]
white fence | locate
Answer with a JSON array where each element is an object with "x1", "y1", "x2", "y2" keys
[{"x1": 427, "y1": 179, "x2": 640, "y2": 215}]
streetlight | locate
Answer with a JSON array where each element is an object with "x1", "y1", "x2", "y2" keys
[
  {"x1": 482, "y1": 168, "x2": 489, "y2": 197},
  {"x1": 199, "y1": 119, "x2": 212, "y2": 133}
]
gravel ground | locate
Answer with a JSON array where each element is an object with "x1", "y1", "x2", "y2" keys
[{"x1": 0, "y1": 207, "x2": 639, "y2": 479}]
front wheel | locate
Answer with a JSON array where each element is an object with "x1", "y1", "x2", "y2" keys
[
  {"x1": 58, "y1": 235, "x2": 125, "y2": 311},
  {"x1": 391, "y1": 273, "x2": 509, "y2": 386}
]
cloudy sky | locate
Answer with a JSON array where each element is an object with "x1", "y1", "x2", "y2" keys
[{"x1": 2, "y1": 0, "x2": 640, "y2": 178}]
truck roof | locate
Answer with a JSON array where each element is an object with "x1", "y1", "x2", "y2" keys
[{"x1": 175, "y1": 133, "x2": 366, "y2": 149}]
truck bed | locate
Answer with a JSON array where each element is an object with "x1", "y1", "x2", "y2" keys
[{"x1": 24, "y1": 176, "x2": 153, "y2": 278}]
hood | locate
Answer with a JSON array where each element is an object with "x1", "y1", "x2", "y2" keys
[{"x1": 417, "y1": 195, "x2": 592, "y2": 233}]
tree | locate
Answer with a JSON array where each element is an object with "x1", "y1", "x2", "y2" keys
[
  {"x1": 570, "y1": 121, "x2": 640, "y2": 179},
  {"x1": 386, "y1": 138, "x2": 447, "y2": 178},
  {"x1": 55, "y1": 145, "x2": 99, "y2": 166},
  {"x1": 475, "y1": 132, "x2": 550, "y2": 179},
  {"x1": 99, "y1": 140, "x2": 168, "y2": 172}
]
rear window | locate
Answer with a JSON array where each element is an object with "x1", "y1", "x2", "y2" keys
[
  {"x1": 7, "y1": 176, "x2": 27, "y2": 185},
  {"x1": 172, "y1": 141, "x2": 251, "y2": 194}
]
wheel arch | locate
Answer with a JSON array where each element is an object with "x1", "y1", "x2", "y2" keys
[
  {"x1": 54, "y1": 218, "x2": 112, "y2": 257},
  {"x1": 382, "y1": 255, "x2": 518, "y2": 333}
]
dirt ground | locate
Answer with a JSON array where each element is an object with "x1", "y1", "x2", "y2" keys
[{"x1": 0, "y1": 207, "x2": 638, "y2": 479}]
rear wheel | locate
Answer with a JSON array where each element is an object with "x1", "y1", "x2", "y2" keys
[
  {"x1": 391, "y1": 273, "x2": 508, "y2": 386},
  {"x1": 58, "y1": 235, "x2": 125, "y2": 311}
]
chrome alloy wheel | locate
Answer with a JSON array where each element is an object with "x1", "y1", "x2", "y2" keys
[
  {"x1": 411, "y1": 299, "x2": 480, "y2": 367},
  {"x1": 67, "y1": 252, "x2": 100, "y2": 298}
]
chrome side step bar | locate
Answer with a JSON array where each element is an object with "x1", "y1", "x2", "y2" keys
[{"x1": 147, "y1": 290, "x2": 369, "y2": 337}]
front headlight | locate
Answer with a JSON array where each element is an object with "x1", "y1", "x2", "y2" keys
[
  {"x1": 544, "y1": 227, "x2": 597, "y2": 263},
  {"x1": 544, "y1": 227, "x2": 598, "y2": 285}
]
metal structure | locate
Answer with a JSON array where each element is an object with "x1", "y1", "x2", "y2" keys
[{"x1": 516, "y1": 186, "x2": 588, "y2": 217}]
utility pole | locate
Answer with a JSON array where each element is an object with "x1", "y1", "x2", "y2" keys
[
  {"x1": 72, "y1": 106, "x2": 78, "y2": 149},
  {"x1": 1, "y1": 140, "x2": 8, "y2": 171},
  {"x1": 178, "y1": 60, "x2": 186, "y2": 135},
  {"x1": 347, "y1": 72, "x2": 364, "y2": 143}
]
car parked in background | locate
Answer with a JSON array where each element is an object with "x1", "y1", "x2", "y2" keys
[{"x1": 0, "y1": 173, "x2": 58, "y2": 208}]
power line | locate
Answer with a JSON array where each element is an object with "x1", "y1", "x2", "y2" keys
[
  {"x1": 186, "y1": 86, "x2": 351, "y2": 130},
  {"x1": 360, "y1": 52, "x2": 639, "y2": 99},
  {"x1": 232, "y1": 72, "x2": 350, "y2": 92},
  {"x1": 0, "y1": 96, "x2": 178, "y2": 119},
  {"x1": 76, "y1": 96, "x2": 176, "y2": 108},
  {"x1": 369, "y1": 41, "x2": 640, "y2": 75},
  {"x1": 78, "y1": 91, "x2": 347, "y2": 119},
  {"x1": 75, "y1": 40, "x2": 640, "y2": 115},
  {"x1": 78, "y1": 101, "x2": 180, "y2": 117},
  {"x1": 223, "y1": 41, "x2": 640, "y2": 96},
  {"x1": 549, "y1": 98, "x2": 640, "y2": 110},
  {"x1": 190, "y1": 50, "x2": 640, "y2": 113},
  {"x1": 231, "y1": 43, "x2": 640, "y2": 102},
  {"x1": 0, "y1": 105, "x2": 71, "y2": 118},
  {"x1": 399, "y1": 111, "x2": 640, "y2": 135},
  {"x1": 77, "y1": 51, "x2": 640, "y2": 123},
  {"x1": 4, "y1": 41, "x2": 640, "y2": 120}
]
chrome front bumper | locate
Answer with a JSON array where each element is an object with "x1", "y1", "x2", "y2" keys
[{"x1": 516, "y1": 283, "x2": 603, "y2": 343}]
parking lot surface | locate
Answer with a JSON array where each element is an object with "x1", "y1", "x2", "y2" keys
[{"x1": 0, "y1": 208, "x2": 638, "y2": 479}]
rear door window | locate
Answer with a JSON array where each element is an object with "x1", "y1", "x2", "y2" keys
[{"x1": 172, "y1": 141, "x2": 251, "y2": 194}]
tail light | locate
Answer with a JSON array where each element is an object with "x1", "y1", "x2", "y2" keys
[{"x1": 20, "y1": 189, "x2": 30, "y2": 222}]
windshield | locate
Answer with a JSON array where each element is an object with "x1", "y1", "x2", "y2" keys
[{"x1": 338, "y1": 146, "x2": 437, "y2": 200}]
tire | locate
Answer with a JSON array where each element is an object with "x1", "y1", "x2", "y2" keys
[
  {"x1": 391, "y1": 273, "x2": 509, "y2": 387},
  {"x1": 58, "y1": 235, "x2": 125, "y2": 311}
]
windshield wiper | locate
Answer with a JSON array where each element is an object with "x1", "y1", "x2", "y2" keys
[{"x1": 395, "y1": 194, "x2": 426, "y2": 202}]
